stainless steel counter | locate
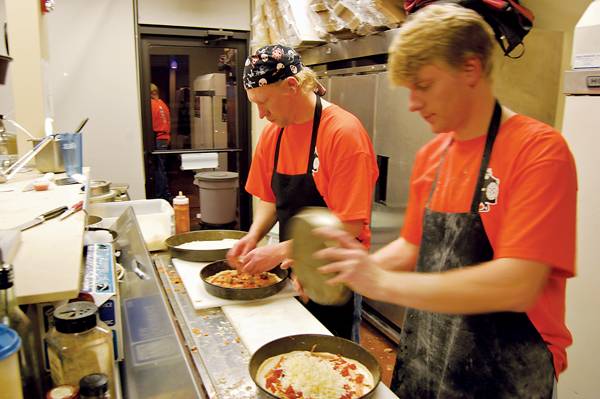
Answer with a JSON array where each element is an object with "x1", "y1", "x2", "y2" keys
[{"x1": 154, "y1": 254, "x2": 258, "y2": 399}]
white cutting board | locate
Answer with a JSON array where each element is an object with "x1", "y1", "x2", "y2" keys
[
  {"x1": 222, "y1": 297, "x2": 331, "y2": 354},
  {"x1": 171, "y1": 258, "x2": 297, "y2": 310}
]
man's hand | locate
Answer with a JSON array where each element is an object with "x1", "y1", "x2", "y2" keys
[
  {"x1": 238, "y1": 242, "x2": 288, "y2": 274},
  {"x1": 314, "y1": 226, "x2": 389, "y2": 297},
  {"x1": 291, "y1": 274, "x2": 309, "y2": 303},
  {"x1": 226, "y1": 234, "x2": 258, "y2": 269}
]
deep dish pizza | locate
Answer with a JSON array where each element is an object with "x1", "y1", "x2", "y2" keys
[
  {"x1": 206, "y1": 269, "x2": 281, "y2": 289},
  {"x1": 256, "y1": 350, "x2": 375, "y2": 399}
]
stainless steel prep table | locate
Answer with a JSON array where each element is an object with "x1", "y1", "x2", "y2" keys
[
  {"x1": 153, "y1": 253, "x2": 398, "y2": 399},
  {"x1": 114, "y1": 206, "x2": 398, "y2": 398}
]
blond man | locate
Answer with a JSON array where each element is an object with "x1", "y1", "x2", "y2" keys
[
  {"x1": 227, "y1": 45, "x2": 378, "y2": 341},
  {"x1": 317, "y1": 4, "x2": 575, "y2": 397}
]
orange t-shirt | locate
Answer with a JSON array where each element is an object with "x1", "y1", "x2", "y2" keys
[
  {"x1": 246, "y1": 104, "x2": 379, "y2": 245},
  {"x1": 402, "y1": 115, "x2": 577, "y2": 376},
  {"x1": 151, "y1": 98, "x2": 171, "y2": 141}
]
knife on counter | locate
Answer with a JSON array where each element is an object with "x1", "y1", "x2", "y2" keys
[{"x1": 15, "y1": 206, "x2": 68, "y2": 231}]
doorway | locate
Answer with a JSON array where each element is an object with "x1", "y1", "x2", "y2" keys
[{"x1": 139, "y1": 27, "x2": 251, "y2": 230}]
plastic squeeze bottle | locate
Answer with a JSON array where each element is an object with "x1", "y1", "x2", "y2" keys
[{"x1": 173, "y1": 191, "x2": 190, "y2": 234}]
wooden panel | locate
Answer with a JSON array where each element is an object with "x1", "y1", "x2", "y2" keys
[
  {"x1": 492, "y1": 28, "x2": 564, "y2": 126},
  {"x1": 0, "y1": 171, "x2": 87, "y2": 304}
]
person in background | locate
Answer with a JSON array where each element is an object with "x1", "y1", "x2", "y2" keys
[
  {"x1": 150, "y1": 83, "x2": 172, "y2": 202},
  {"x1": 226, "y1": 45, "x2": 378, "y2": 341},
  {"x1": 315, "y1": 4, "x2": 576, "y2": 398}
]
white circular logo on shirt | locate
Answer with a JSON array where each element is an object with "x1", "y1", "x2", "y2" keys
[
  {"x1": 312, "y1": 149, "x2": 320, "y2": 174},
  {"x1": 486, "y1": 181, "x2": 499, "y2": 201}
]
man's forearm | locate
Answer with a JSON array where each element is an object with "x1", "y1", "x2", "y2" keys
[
  {"x1": 371, "y1": 237, "x2": 419, "y2": 272},
  {"x1": 372, "y1": 258, "x2": 551, "y2": 314},
  {"x1": 247, "y1": 200, "x2": 278, "y2": 241}
]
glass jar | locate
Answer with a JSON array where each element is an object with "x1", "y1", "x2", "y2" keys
[
  {"x1": 79, "y1": 373, "x2": 110, "y2": 398},
  {"x1": 46, "y1": 302, "x2": 115, "y2": 397}
]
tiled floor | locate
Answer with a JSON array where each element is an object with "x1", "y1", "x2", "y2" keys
[{"x1": 360, "y1": 320, "x2": 397, "y2": 387}]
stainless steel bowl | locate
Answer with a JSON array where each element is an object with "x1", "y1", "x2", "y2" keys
[
  {"x1": 89, "y1": 179, "x2": 111, "y2": 196},
  {"x1": 85, "y1": 215, "x2": 103, "y2": 227},
  {"x1": 166, "y1": 230, "x2": 247, "y2": 262},
  {"x1": 89, "y1": 189, "x2": 118, "y2": 203}
]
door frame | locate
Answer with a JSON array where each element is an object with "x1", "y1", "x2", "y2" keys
[{"x1": 138, "y1": 25, "x2": 251, "y2": 230}]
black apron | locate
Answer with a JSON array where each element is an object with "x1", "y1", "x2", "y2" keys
[
  {"x1": 271, "y1": 95, "x2": 359, "y2": 341},
  {"x1": 390, "y1": 102, "x2": 555, "y2": 398}
]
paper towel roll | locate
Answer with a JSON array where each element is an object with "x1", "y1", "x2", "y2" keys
[{"x1": 180, "y1": 153, "x2": 218, "y2": 170}]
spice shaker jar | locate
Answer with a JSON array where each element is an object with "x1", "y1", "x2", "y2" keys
[
  {"x1": 46, "y1": 302, "x2": 115, "y2": 397},
  {"x1": 79, "y1": 373, "x2": 110, "y2": 398}
]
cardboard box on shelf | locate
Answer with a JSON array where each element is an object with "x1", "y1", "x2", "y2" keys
[
  {"x1": 37, "y1": 243, "x2": 123, "y2": 369},
  {"x1": 81, "y1": 243, "x2": 123, "y2": 361},
  {"x1": 374, "y1": 0, "x2": 406, "y2": 26}
]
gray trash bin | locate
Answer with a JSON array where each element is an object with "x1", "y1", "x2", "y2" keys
[{"x1": 194, "y1": 171, "x2": 239, "y2": 225}]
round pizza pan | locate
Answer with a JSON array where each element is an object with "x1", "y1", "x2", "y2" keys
[
  {"x1": 200, "y1": 260, "x2": 290, "y2": 300},
  {"x1": 166, "y1": 230, "x2": 247, "y2": 262},
  {"x1": 249, "y1": 334, "x2": 381, "y2": 399}
]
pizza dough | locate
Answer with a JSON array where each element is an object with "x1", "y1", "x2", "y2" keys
[{"x1": 176, "y1": 238, "x2": 239, "y2": 250}]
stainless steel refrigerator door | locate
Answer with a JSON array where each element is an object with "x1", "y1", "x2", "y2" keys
[{"x1": 328, "y1": 73, "x2": 377, "y2": 140}]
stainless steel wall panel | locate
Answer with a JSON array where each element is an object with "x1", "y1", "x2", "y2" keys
[
  {"x1": 328, "y1": 74, "x2": 377, "y2": 139},
  {"x1": 373, "y1": 72, "x2": 433, "y2": 208},
  {"x1": 319, "y1": 76, "x2": 331, "y2": 102}
]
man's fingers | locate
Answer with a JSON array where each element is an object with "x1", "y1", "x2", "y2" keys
[
  {"x1": 280, "y1": 258, "x2": 294, "y2": 269},
  {"x1": 313, "y1": 226, "x2": 362, "y2": 249},
  {"x1": 292, "y1": 275, "x2": 309, "y2": 303},
  {"x1": 315, "y1": 247, "x2": 364, "y2": 263}
]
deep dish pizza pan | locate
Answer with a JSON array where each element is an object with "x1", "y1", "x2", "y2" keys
[
  {"x1": 200, "y1": 260, "x2": 290, "y2": 300},
  {"x1": 166, "y1": 230, "x2": 247, "y2": 262},
  {"x1": 249, "y1": 334, "x2": 381, "y2": 399}
]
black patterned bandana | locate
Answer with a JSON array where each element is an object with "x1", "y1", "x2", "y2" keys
[{"x1": 243, "y1": 45, "x2": 304, "y2": 89}]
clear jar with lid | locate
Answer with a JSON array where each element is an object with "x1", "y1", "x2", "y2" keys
[{"x1": 46, "y1": 302, "x2": 115, "y2": 397}]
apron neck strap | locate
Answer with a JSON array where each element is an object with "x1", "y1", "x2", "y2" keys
[
  {"x1": 425, "y1": 100, "x2": 503, "y2": 212},
  {"x1": 273, "y1": 95, "x2": 323, "y2": 173},
  {"x1": 469, "y1": 100, "x2": 502, "y2": 212}
]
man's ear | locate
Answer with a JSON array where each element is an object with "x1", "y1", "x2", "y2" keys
[
  {"x1": 462, "y1": 56, "x2": 484, "y2": 87},
  {"x1": 283, "y1": 76, "x2": 300, "y2": 95}
]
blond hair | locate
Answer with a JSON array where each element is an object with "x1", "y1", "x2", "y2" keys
[
  {"x1": 388, "y1": 4, "x2": 494, "y2": 85},
  {"x1": 270, "y1": 66, "x2": 319, "y2": 94},
  {"x1": 294, "y1": 67, "x2": 319, "y2": 93}
]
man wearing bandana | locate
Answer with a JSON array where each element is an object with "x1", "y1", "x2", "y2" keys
[{"x1": 226, "y1": 44, "x2": 378, "y2": 341}]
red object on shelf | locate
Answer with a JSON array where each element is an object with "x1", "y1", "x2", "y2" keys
[{"x1": 40, "y1": 0, "x2": 55, "y2": 14}]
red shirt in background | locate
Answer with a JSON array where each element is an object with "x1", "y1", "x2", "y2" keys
[
  {"x1": 402, "y1": 114, "x2": 577, "y2": 376},
  {"x1": 151, "y1": 98, "x2": 171, "y2": 142},
  {"x1": 246, "y1": 104, "x2": 379, "y2": 246}
]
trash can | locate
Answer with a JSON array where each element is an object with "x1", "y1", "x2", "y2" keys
[{"x1": 194, "y1": 171, "x2": 239, "y2": 225}]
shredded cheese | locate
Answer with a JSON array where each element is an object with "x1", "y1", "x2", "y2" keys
[{"x1": 278, "y1": 352, "x2": 349, "y2": 398}]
